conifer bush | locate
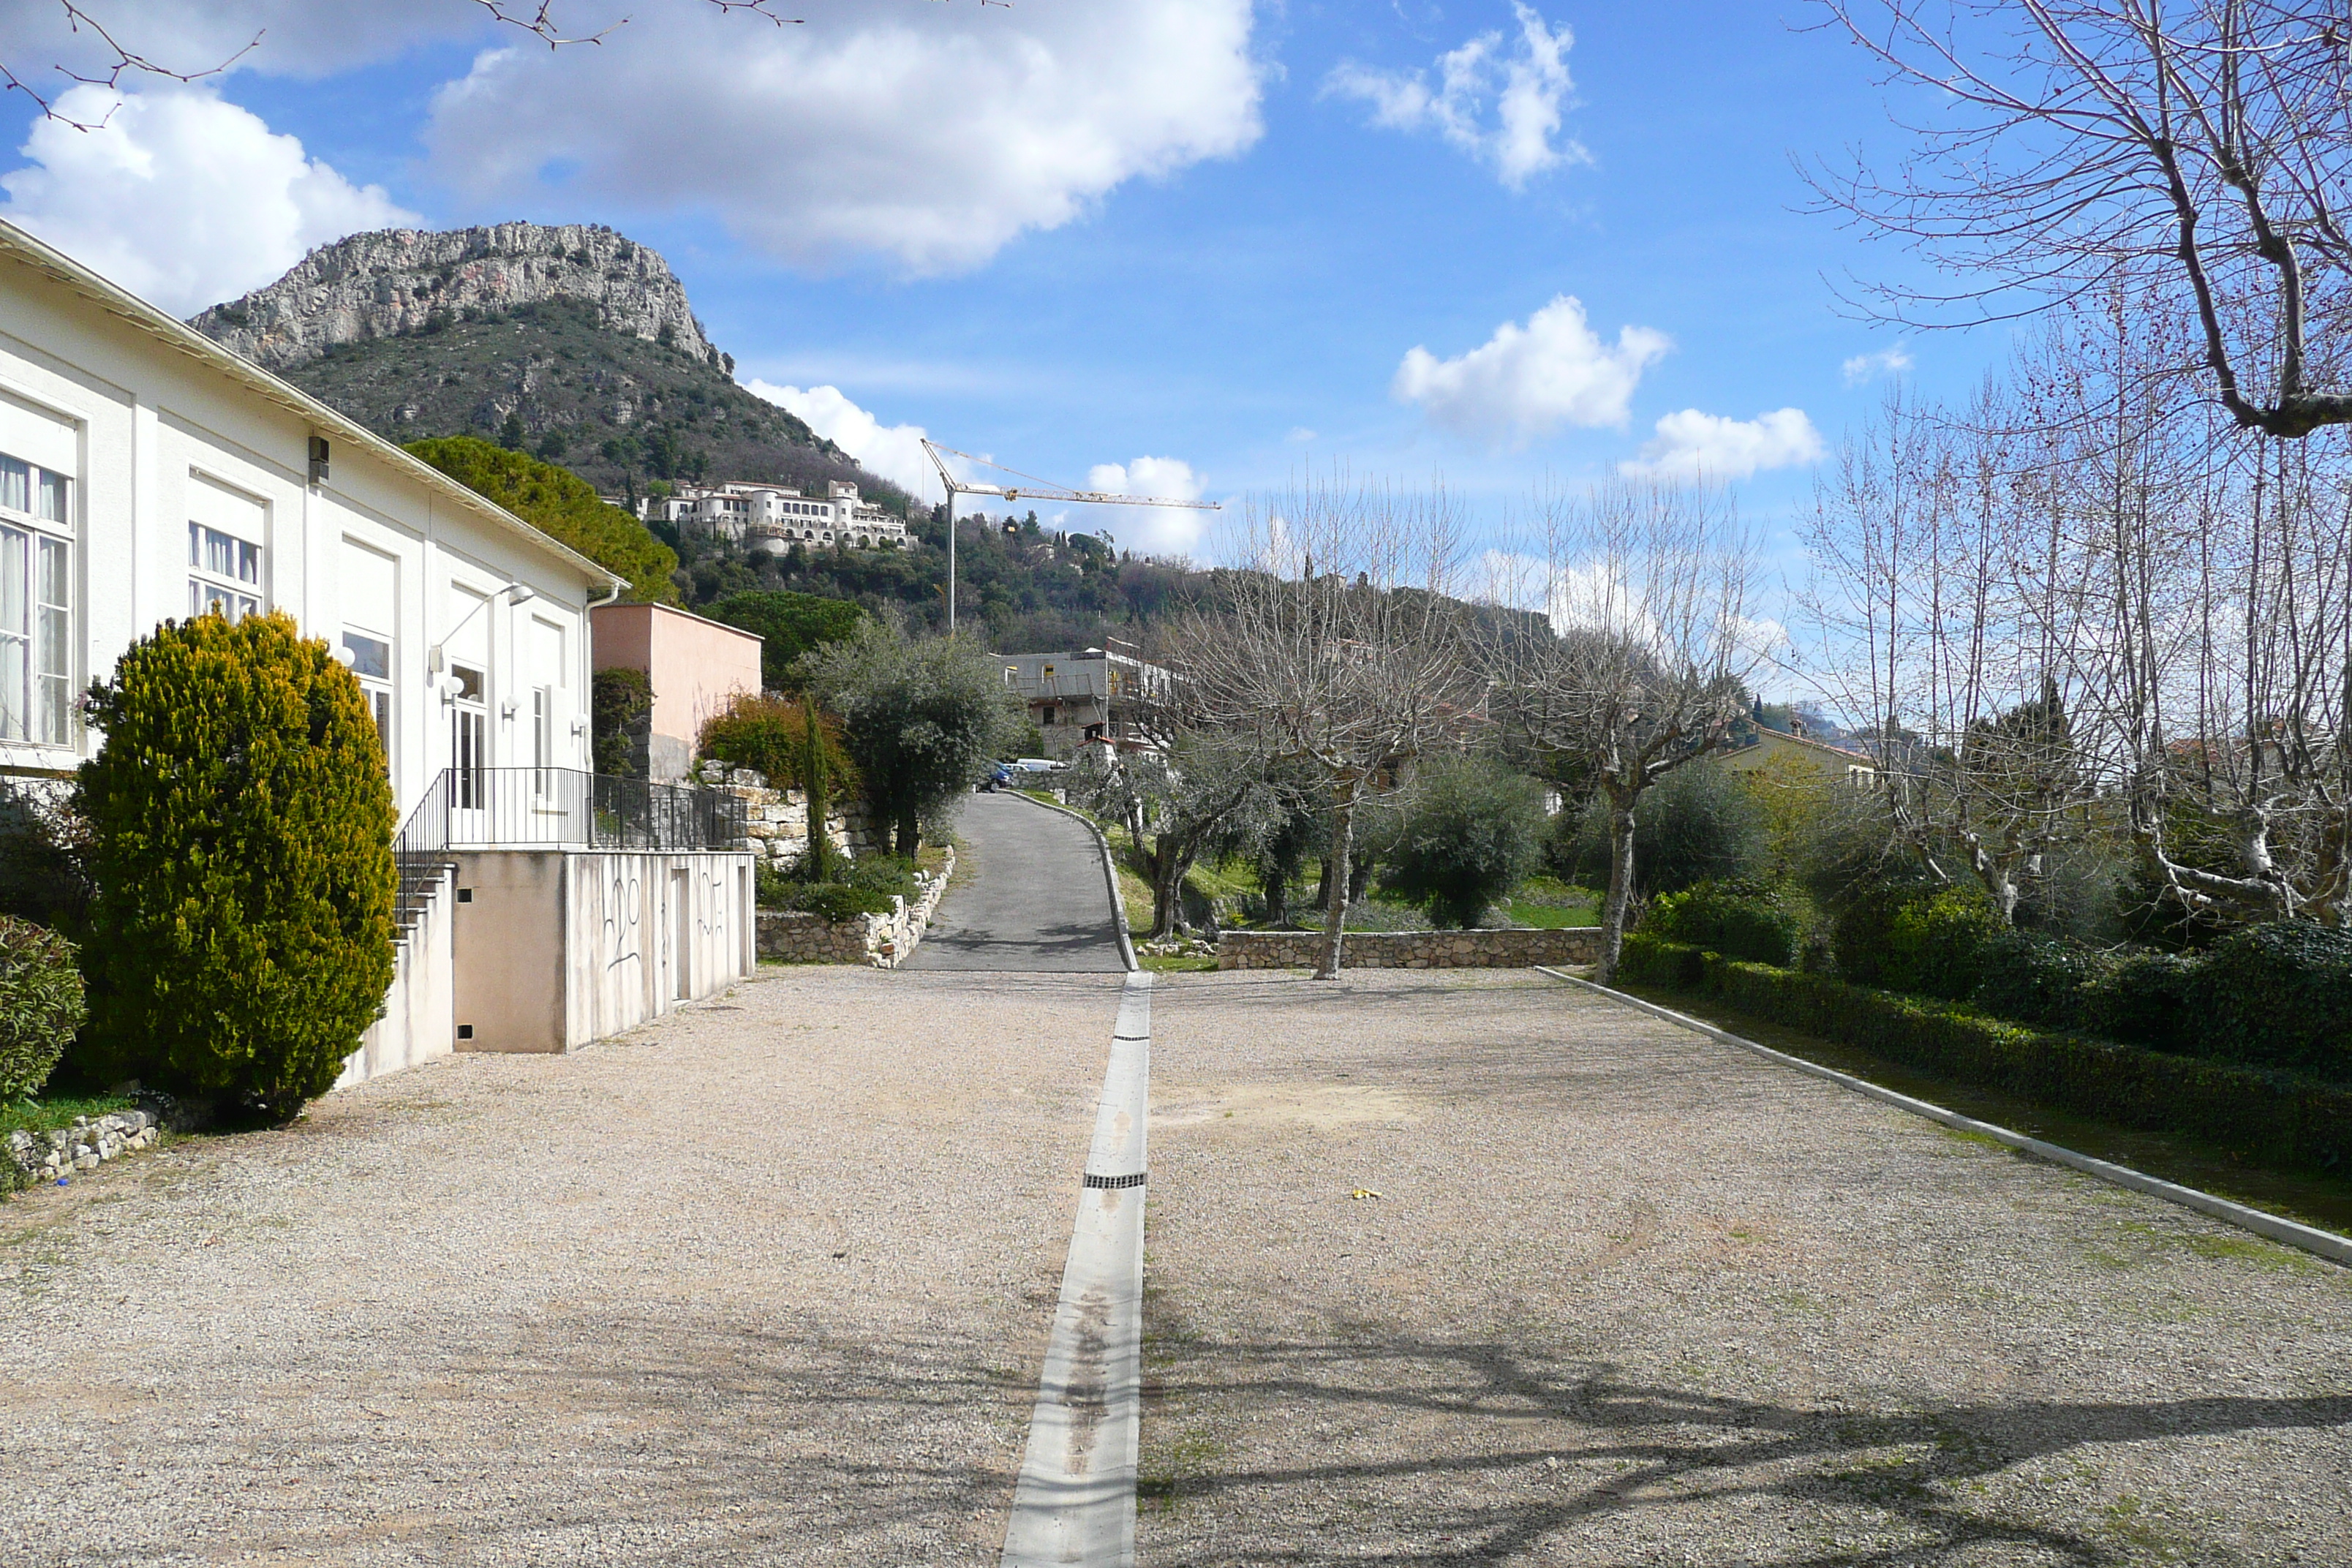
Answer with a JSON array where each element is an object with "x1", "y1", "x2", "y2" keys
[
  {"x1": 74, "y1": 612, "x2": 396, "y2": 1118},
  {"x1": 0, "y1": 916, "x2": 83, "y2": 1101}
]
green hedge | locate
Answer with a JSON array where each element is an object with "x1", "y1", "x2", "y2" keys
[
  {"x1": 1645, "y1": 880, "x2": 1803, "y2": 967},
  {"x1": 0, "y1": 916, "x2": 83, "y2": 1101},
  {"x1": 1617, "y1": 933, "x2": 2352, "y2": 1175}
]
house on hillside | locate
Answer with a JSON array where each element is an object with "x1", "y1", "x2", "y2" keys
[
  {"x1": 1718, "y1": 720, "x2": 1879, "y2": 788},
  {"x1": 642, "y1": 478, "x2": 909, "y2": 552},
  {"x1": 590, "y1": 601, "x2": 762, "y2": 780},
  {"x1": 998, "y1": 647, "x2": 1169, "y2": 756},
  {"x1": 0, "y1": 217, "x2": 753, "y2": 1085}
]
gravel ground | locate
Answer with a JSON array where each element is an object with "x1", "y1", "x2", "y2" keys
[
  {"x1": 0, "y1": 966, "x2": 1126, "y2": 1567},
  {"x1": 1137, "y1": 969, "x2": 2352, "y2": 1567}
]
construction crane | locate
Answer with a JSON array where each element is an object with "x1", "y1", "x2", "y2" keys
[{"x1": 919, "y1": 439, "x2": 1220, "y2": 633}]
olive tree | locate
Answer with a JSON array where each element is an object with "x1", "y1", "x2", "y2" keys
[
  {"x1": 799, "y1": 621, "x2": 1022, "y2": 857},
  {"x1": 1066, "y1": 737, "x2": 1280, "y2": 938}
]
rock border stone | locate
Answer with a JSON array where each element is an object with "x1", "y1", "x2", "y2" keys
[
  {"x1": 754, "y1": 847, "x2": 957, "y2": 968},
  {"x1": 6, "y1": 1107, "x2": 161, "y2": 1187}
]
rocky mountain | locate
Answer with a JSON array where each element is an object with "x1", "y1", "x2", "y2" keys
[{"x1": 189, "y1": 223, "x2": 902, "y2": 508}]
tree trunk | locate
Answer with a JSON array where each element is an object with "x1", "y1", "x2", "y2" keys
[
  {"x1": 1264, "y1": 870, "x2": 1289, "y2": 927},
  {"x1": 1347, "y1": 852, "x2": 1373, "y2": 906},
  {"x1": 1312, "y1": 856, "x2": 1333, "y2": 912},
  {"x1": 895, "y1": 804, "x2": 919, "y2": 859},
  {"x1": 1315, "y1": 799, "x2": 1355, "y2": 980},
  {"x1": 1597, "y1": 788, "x2": 1637, "y2": 982},
  {"x1": 1150, "y1": 836, "x2": 1186, "y2": 938}
]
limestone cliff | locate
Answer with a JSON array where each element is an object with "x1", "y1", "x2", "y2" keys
[{"x1": 192, "y1": 222, "x2": 720, "y2": 372}]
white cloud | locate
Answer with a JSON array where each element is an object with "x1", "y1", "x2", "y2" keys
[
  {"x1": 0, "y1": 85, "x2": 420, "y2": 317},
  {"x1": 1841, "y1": 343, "x2": 1913, "y2": 385},
  {"x1": 0, "y1": 0, "x2": 480, "y2": 87},
  {"x1": 1324, "y1": 3, "x2": 1584, "y2": 189},
  {"x1": 1082, "y1": 456, "x2": 1212, "y2": 558},
  {"x1": 424, "y1": 1, "x2": 1263, "y2": 274},
  {"x1": 1394, "y1": 295, "x2": 1670, "y2": 445},
  {"x1": 743, "y1": 380, "x2": 935, "y2": 499},
  {"x1": 1286, "y1": 426, "x2": 1317, "y2": 443},
  {"x1": 1620, "y1": 407, "x2": 1824, "y2": 482}
]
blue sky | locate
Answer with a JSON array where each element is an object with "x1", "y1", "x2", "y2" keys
[{"x1": 0, "y1": 0, "x2": 2000, "y2": 581}]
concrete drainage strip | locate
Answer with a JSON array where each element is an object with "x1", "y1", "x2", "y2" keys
[
  {"x1": 1538, "y1": 966, "x2": 2352, "y2": 1269},
  {"x1": 1000, "y1": 970, "x2": 1152, "y2": 1567}
]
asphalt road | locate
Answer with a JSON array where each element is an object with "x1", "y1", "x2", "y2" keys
[{"x1": 908, "y1": 790, "x2": 1128, "y2": 972}]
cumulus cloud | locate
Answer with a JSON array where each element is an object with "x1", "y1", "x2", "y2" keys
[
  {"x1": 743, "y1": 380, "x2": 935, "y2": 499},
  {"x1": 1619, "y1": 407, "x2": 1823, "y2": 482},
  {"x1": 425, "y1": 0, "x2": 1262, "y2": 274},
  {"x1": 1324, "y1": 3, "x2": 1584, "y2": 189},
  {"x1": 1394, "y1": 295, "x2": 1670, "y2": 445},
  {"x1": 1841, "y1": 343, "x2": 1913, "y2": 385},
  {"x1": 1082, "y1": 456, "x2": 1212, "y2": 558},
  {"x1": 0, "y1": 86, "x2": 420, "y2": 316}
]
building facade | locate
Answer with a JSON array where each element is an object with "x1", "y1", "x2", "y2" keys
[
  {"x1": 998, "y1": 647, "x2": 1169, "y2": 756},
  {"x1": 589, "y1": 601, "x2": 763, "y2": 781},
  {"x1": 0, "y1": 217, "x2": 753, "y2": 1086},
  {"x1": 641, "y1": 478, "x2": 910, "y2": 554}
]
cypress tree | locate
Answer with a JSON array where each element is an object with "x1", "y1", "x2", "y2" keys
[{"x1": 74, "y1": 612, "x2": 396, "y2": 1118}]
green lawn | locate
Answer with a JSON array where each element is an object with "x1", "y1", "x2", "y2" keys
[{"x1": 1, "y1": 1093, "x2": 133, "y2": 1139}]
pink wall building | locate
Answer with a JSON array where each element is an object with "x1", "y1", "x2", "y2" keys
[{"x1": 591, "y1": 603, "x2": 763, "y2": 781}]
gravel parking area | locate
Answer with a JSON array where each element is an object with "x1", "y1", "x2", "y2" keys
[
  {"x1": 1139, "y1": 969, "x2": 2352, "y2": 1567},
  {"x1": 0, "y1": 967, "x2": 1124, "y2": 1567}
]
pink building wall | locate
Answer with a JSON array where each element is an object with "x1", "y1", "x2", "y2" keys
[{"x1": 591, "y1": 603, "x2": 764, "y2": 780}]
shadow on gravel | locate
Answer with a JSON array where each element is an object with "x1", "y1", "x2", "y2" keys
[{"x1": 1137, "y1": 1330, "x2": 2351, "y2": 1565}]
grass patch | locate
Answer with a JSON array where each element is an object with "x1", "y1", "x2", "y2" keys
[
  {"x1": 1, "y1": 1093, "x2": 134, "y2": 1138},
  {"x1": 1141, "y1": 953, "x2": 1220, "y2": 974}
]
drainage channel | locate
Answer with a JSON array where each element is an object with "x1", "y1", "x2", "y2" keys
[{"x1": 1000, "y1": 970, "x2": 1153, "y2": 1567}]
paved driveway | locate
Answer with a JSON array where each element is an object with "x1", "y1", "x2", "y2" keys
[
  {"x1": 910, "y1": 791, "x2": 1126, "y2": 973},
  {"x1": 1137, "y1": 969, "x2": 2352, "y2": 1566}
]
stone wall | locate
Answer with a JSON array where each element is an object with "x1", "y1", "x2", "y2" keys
[
  {"x1": 1218, "y1": 927, "x2": 1602, "y2": 970},
  {"x1": 696, "y1": 764, "x2": 885, "y2": 869},
  {"x1": 7, "y1": 1108, "x2": 161, "y2": 1188},
  {"x1": 755, "y1": 848, "x2": 956, "y2": 969}
]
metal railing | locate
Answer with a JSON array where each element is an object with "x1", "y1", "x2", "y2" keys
[{"x1": 393, "y1": 766, "x2": 747, "y2": 929}]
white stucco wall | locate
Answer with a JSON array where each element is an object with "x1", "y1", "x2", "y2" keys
[{"x1": 0, "y1": 222, "x2": 615, "y2": 828}]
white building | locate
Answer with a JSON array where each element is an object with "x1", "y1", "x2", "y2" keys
[
  {"x1": 0, "y1": 217, "x2": 753, "y2": 1087},
  {"x1": 644, "y1": 478, "x2": 910, "y2": 553}
]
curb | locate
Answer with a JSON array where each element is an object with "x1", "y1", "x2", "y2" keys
[
  {"x1": 1535, "y1": 966, "x2": 2352, "y2": 1270},
  {"x1": 1001, "y1": 970, "x2": 1151, "y2": 1567},
  {"x1": 1003, "y1": 788, "x2": 1139, "y2": 973}
]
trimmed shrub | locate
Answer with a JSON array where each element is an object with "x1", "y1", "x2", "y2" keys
[
  {"x1": 1880, "y1": 886, "x2": 2005, "y2": 1000},
  {"x1": 1967, "y1": 930, "x2": 2103, "y2": 1033},
  {"x1": 2083, "y1": 949, "x2": 2198, "y2": 1056},
  {"x1": 74, "y1": 612, "x2": 396, "y2": 1119},
  {"x1": 1618, "y1": 938, "x2": 2352, "y2": 1175},
  {"x1": 1644, "y1": 879, "x2": 1803, "y2": 967},
  {"x1": 1388, "y1": 757, "x2": 1548, "y2": 928},
  {"x1": 0, "y1": 916, "x2": 83, "y2": 1101},
  {"x1": 2195, "y1": 921, "x2": 2352, "y2": 1079}
]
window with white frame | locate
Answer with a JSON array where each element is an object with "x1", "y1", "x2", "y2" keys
[
  {"x1": 343, "y1": 631, "x2": 393, "y2": 763},
  {"x1": 0, "y1": 451, "x2": 72, "y2": 747},
  {"x1": 189, "y1": 522, "x2": 262, "y2": 622}
]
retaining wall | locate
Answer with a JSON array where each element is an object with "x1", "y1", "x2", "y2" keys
[
  {"x1": 1218, "y1": 926, "x2": 1602, "y2": 970},
  {"x1": 756, "y1": 848, "x2": 954, "y2": 968}
]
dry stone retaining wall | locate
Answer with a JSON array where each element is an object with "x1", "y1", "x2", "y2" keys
[
  {"x1": 755, "y1": 848, "x2": 956, "y2": 969},
  {"x1": 7, "y1": 1108, "x2": 160, "y2": 1187},
  {"x1": 696, "y1": 765, "x2": 885, "y2": 869},
  {"x1": 1218, "y1": 927, "x2": 1602, "y2": 970}
]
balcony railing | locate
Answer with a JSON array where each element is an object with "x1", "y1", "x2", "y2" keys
[{"x1": 393, "y1": 767, "x2": 747, "y2": 929}]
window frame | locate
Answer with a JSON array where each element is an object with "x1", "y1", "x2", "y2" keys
[{"x1": 0, "y1": 448, "x2": 75, "y2": 750}]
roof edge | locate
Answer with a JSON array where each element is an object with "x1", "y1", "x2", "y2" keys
[{"x1": 0, "y1": 217, "x2": 629, "y2": 597}]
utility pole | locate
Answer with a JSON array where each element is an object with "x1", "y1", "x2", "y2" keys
[{"x1": 920, "y1": 440, "x2": 1219, "y2": 637}]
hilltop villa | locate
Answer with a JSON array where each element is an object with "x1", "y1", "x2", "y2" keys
[{"x1": 640, "y1": 478, "x2": 911, "y2": 553}]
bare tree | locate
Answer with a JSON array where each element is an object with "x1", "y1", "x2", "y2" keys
[
  {"x1": 1812, "y1": 0, "x2": 2352, "y2": 436},
  {"x1": 1485, "y1": 479, "x2": 1763, "y2": 979},
  {"x1": 1177, "y1": 477, "x2": 1482, "y2": 979},
  {"x1": 1797, "y1": 381, "x2": 2107, "y2": 922}
]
